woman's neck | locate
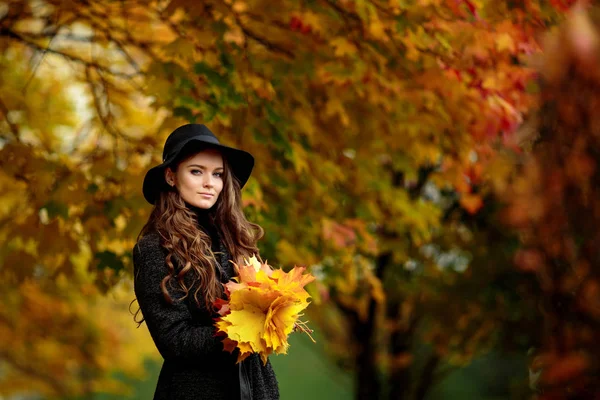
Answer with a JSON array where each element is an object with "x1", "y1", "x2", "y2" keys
[
  {"x1": 184, "y1": 201, "x2": 214, "y2": 230},
  {"x1": 184, "y1": 202, "x2": 221, "y2": 253}
]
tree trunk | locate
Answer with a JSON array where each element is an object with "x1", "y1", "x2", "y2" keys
[
  {"x1": 387, "y1": 302, "x2": 412, "y2": 400},
  {"x1": 355, "y1": 297, "x2": 380, "y2": 400},
  {"x1": 414, "y1": 354, "x2": 439, "y2": 400},
  {"x1": 343, "y1": 252, "x2": 392, "y2": 399}
]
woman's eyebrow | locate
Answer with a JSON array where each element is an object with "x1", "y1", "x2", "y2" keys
[{"x1": 187, "y1": 164, "x2": 224, "y2": 170}]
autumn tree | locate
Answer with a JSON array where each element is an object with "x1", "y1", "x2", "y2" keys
[
  {"x1": 494, "y1": 4, "x2": 600, "y2": 398},
  {"x1": 0, "y1": 0, "x2": 572, "y2": 399},
  {"x1": 0, "y1": 1, "x2": 164, "y2": 397}
]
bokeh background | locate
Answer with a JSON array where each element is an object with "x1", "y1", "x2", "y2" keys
[{"x1": 1, "y1": 0, "x2": 600, "y2": 399}]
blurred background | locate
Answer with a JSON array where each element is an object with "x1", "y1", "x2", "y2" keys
[{"x1": 1, "y1": 0, "x2": 599, "y2": 399}]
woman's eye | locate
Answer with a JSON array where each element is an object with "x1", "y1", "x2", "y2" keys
[
  {"x1": 191, "y1": 169, "x2": 202, "y2": 175},
  {"x1": 213, "y1": 172, "x2": 223, "y2": 178}
]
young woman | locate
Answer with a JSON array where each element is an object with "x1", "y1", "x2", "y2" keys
[{"x1": 132, "y1": 124, "x2": 279, "y2": 399}]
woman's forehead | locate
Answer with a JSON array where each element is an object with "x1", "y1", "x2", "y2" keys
[{"x1": 183, "y1": 148, "x2": 223, "y2": 166}]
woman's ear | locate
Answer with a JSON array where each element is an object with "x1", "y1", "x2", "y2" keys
[{"x1": 164, "y1": 168, "x2": 176, "y2": 187}]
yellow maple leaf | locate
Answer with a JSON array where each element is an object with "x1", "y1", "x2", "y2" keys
[
  {"x1": 245, "y1": 255, "x2": 262, "y2": 272},
  {"x1": 231, "y1": 255, "x2": 273, "y2": 285},
  {"x1": 330, "y1": 37, "x2": 357, "y2": 57},
  {"x1": 270, "y1": 267, "x2": 316, "y2": 302},
  {"x1": 222, "y1": 304, "x2": 267, "y2": 350},
  {"x1": 496, "y1": 33, "x2": 516, "y2": 53}
]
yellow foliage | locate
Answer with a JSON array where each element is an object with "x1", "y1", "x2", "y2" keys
[
  {"x1": 0, "y1": 0, "x2": 573, "y2": 397},
  {"x1": 496, "y1": 32, "x2": 516, "y2": 52},
  {"x1": 0, "y1": 277, "x2": 158, "y2": 397},
  {"x1": 330, "y1": 37, "x2": 358, "y2": 57},
  {"x1": 0, "y1": 170, "x2": 28, "y2": 217}
]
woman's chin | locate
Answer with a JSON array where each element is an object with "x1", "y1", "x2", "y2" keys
[{"x1": 188, "y1": 199, "x2": 216, "y2": 210}]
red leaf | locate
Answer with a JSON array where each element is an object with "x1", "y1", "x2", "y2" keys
[
  {"x1": 464, "y1": 0, "x2": 477, "y2": 16},
  {"x1": 542, "y1": 354, "x2": 588, "y2": 384},
  {"x1": 289, "y1": 16, "x2": 302, "y2": 31}
]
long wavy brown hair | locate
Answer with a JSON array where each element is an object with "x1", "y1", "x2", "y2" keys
[{"x1": 131, "y1": 144, "x2": 263, "y2": 325}]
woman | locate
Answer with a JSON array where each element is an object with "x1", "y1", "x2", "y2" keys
[{"x1": 132, "y1": 124, "x2": 279, "y2": 400}]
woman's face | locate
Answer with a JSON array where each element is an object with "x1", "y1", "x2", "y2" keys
[{"x1": 165, "y1": 148, "x2": 224, "y2": 209}]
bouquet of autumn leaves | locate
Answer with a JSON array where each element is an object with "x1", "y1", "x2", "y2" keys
[{"x1": 214, "y1": 256, "x2": 316, "y2": 365}]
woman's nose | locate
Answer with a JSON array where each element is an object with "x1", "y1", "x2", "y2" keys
[{"x1": 203, "y1": 175, "x2": 214, "y2": 188}]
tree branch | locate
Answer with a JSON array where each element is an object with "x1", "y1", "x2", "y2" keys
[
  {"x1": 239, "y1": 25, "x2": 295, "y2": 59},
  {"x1": 75, "y1": 2, "x2": 143, "y2": 75},
  {"x1": 84, "y1": 67, "x2": 129, "y2": 146},
  {"x1": 0, "y1": 28, "x2": 140, "y2": 79},
  {"x1": 218, "y1": 1, "x2": 295, "y2": 60},
  {"x1": 0, "y1": 96, "x2": 20, "y2": 141}
]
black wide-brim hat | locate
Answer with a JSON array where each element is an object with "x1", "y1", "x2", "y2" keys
[{"x1": 142, "y1": 124, "x2": 254, "y2": 205}]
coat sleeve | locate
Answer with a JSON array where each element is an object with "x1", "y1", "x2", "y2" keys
[{"x1": 132, "y1": 233, "x2": 225, "y2": 360}]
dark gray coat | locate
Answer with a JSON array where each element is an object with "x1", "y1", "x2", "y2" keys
[{"x1": 133, "y1": 230, "x2": 279, "y2": 400}]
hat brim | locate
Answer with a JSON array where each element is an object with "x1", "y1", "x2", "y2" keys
[{"x1": 142, "y1": 138, "x2": 254, "y2": 205}]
